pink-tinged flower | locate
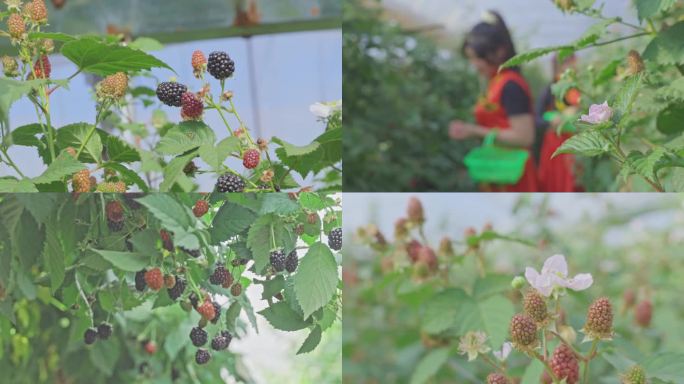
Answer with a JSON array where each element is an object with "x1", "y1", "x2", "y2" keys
[
  {"x1": 457, "y1": 331, "x2": 491, "y2": 361},
  {"x1": 493, "y1": 342, "x2": 512, "y2": 361},
  {"x1": 580, "y1": 101, "x2": 613, "y2": 124},
  {"x1": 524, "y1": 254, "x2": 593, "y2": 297}
]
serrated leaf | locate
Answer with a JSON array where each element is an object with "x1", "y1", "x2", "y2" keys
[
  {"x1": 553, "y1": 130, "x2": 611, "y2": 157},
  {"x1": 89, "y1": 336, "x2": 120, "y2": 376},
  {"x1": 159, "y1": 152, "x2": 196, "y2": 192},
  {"x1": 657, "y1": 103, "x2": 684, "y2": 135},
  {"x1": 128, "y1": 37, "x2": 164, "y2": 52},
  {"x1": 259, "y1": 194, "x2": 301, "y2": 215},
  {"x1": 643, "y1": 353, "x2": 684, "y2": 384},
  {"x1": 473, "y1": 274, "x2": 511, "y2": 299},
  {"x1": 199, "y1": 136, "x2": 240, "y2": 170},
  {"x1": 297, "y1": 326, "x2": 322, "y2": 354},
  {"x1": 613, "y1": 74, "x2": 643, "y2": 123},
  {"x1": 100, "y1": 132, "x2": 140, "y2": 162},
  {"x1": 32, "y1": 151, "x2": 86, "y2": 185},
  {"x1": 90, "y1": 249, "x2": 148, "y2": 272},
  {"x1": 43, "y1": 215, "x2": 64, "y2": 293},
  {"x1": 456, "y1": 295, "x2": 515, "y2": 349},
  {"x1": 501, "y1": 45, "x2": 571, "y2": 69},
  {"x1": 6, "y1": 123, "x2": 43, "y2": 147},
  {"x1": 258, "y1": 301, "x2": 310, "y2": 331},
  {"x1": 156, "y1": 121, "x2": 216, "y2": 155},
  {"x1": 293, "y1": 242, "x2": 338, "y2": 319},
  {"x1": 421, "y1": 288, "x2": 468, "y2": 334},
  {"x1": 260, "y1": 275, "x2": 285, "y2": 300},
  {"x1": 635, "y1": 0, "x2": 676, "y2": 21},
  {"x1": 520, "y1": 359, "x2": 545, "y2": 384},
  {"x1": 136, "y1": 194, "x2": 193, "y2": 233},
  {"x1": 246, "y1": 214, "x2": 296, "y2": 272},
  {"x1": 55, "y1": 123, "x2": 103, "y2": 163},
  {"x1": 409, "y1": 348, "x2": 450, "y2": 384},
  {"x1": 61, "y1": 38, "x2": 172, "y2": 76},
  {"x1": 643, "y1": 21, "x2": 684, "y2": 65},
  {"x1": 209, "y1": 202, "x2": 257, "y2": 244},
  {"x1": 274, "y1": 127, "x2": 342, "y2": 177},
  {"x1": 273, "y1": 137, "x2": 320, "y2": 156},
  {"x1": 631, "y1": 147, "x2": 667, "y2": 178},
  {"x1": 0, "y1": 179, "x2": 38, "y2": 192},
  {"x1": 0, "y1": 78, "x2": 54, "y2": 120}
]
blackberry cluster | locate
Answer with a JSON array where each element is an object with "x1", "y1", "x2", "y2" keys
[
  {"x1": 270, "y1": 249, "x2": 286, "y2": 272},
  {"x1": 285, "y1": 250, "x2": 299, "y2": 273},
  {"x1": 216, "y1": 173, "x2": 245, "y2": 193},
  {"x1": 167, "y1": 276, "x2": 186, "y2": 300},
  {"x1": 84, "y1": 322, "x2": 113, "y2": 345},
  {"x1": 209, "y1": 263, "x2": 229, "y2": 285},
  {"x1": 195, "y1": 348, "x2": 211, "y2": 365},
  {"x1": 156, "y1": 82, "x2": 188, "y2": 107},
  {"x1": 135, "y1": 269, "x2": 147, "y2": 291},
  {"x1": 328, "y1": 227, "x2": 342, "y2": 251},
  {"x1": 207, "y1": 51, "x2": 235, "y2": 80},
  {"x1": 190, "y1": 327, "x2": 207, "y2": 347}
]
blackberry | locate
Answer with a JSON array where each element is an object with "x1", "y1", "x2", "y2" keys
[
  {"x1": 181, "y1": 247, "x2": 201, "y2": 258},
  {"x1": 181, "y1": 91, "x2": 204, "y2": 120},
  {"x1": 189, "y1": 326, "x2": 208, "y2": 347},
  {"x1": 195, "y1": 348, "x2": 211, "y2": 365},
  {"x1": 231, "y1": 258, "x2": 246, "y2": 267},
  {"x1": 207, "y1": 51, "x2": 235, "y2": 80},
  {"x1": 509, "y1": 313, "x2": 537, "y2": 348},
  {"x1": 160, "y1": 230, "x2": 174, "y2": 252},
  {"x1": 167, "y1": 276, "x2": 186, "y2": 300},
  {"x1": 84, "y1": 328, "x2": 98, "y2": 345},
  {"x1": 220, "y1": 330, "x2": 233, "y2": 346},
  {"x1": 216, "y1": 173, "x2": 245, "y2": 193},
  {"x1": 285, "y1": 250, "x2": 299, "y2": 273},
  {"x1": 211, "y1": 335, "x2": 229, "y2": 351},
  {"x1": 211, "y1": 302, "x2": 222, "y2": 324},
  {"x1": 230, "y1": 283, "x2": 242, "y2": 296},
  {"x1": 189, "y1": 292, "x2": 200, "y2": 309},
  {"x1": 183, "y1": 161, "x2": 198, "y2": 177},
  {"x1": 108, "y1": 220, "x2": 124, "y2": 232},
  {"x1": 328, "y1": 227, "x2": 342, "y2": 251},
  {"x1": 135, "y1": 269, "x2": 147, "y2": 291},
  {"x1": 583, "y1": 297, "x2": 613, "y2": 340},
  {"x1": 122, "y1": 193, "x2": 144, "y2": 210},
  {"x1": 156, "y1": 82, "x2": 188, "y2": 107},
  {"x1": 209, "y1": 264, "x2": 229, "y2": 285},
  {"x1": 270, "y1": 249, "x2": 286, "y2": 272},
  {"x1": 97, "y1": 322, "x2": 112, "y2": 340},
  {"x1": 487, "y1": 373, "x2": 509, "y2": 384}
]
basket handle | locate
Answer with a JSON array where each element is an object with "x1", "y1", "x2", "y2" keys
[{"x1": 483, "y1": 130, "x2": 498, "y2": 147}]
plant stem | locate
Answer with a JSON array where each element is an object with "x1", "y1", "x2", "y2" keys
[
  {"x1": 583, "y1": 340, "x2": 598, "y2": 383},
  {"x1": 481, "y1": 354, "x2": 507, "y2": 376},
  {"x1": 47, "y1": 69, "x2": 82, "y2": 96},
  {"x1": 589, "y1": 32, "x2": 650, "y2": 48},
  {"x1": 75, "y1": 273, "x2": 94, "y2": 326},
  {"x1": 0, "y1": 148, "x2": 27, "y2": 178},
  {"x1": 532, "y1": 350, "x2": 561, "y2": 384},
  {"x1": 77, "y1": 103, "x2": 107, "y2": 159}
]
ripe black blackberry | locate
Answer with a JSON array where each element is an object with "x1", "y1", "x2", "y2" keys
[
  {"x1": 189, "y1": 292, "x2": 200, "y2": 309},
  {"x1": 167, "y1": 276, "x2": 186, "y2": 300},
  {"x1": 328, "y1": 227, "x2": 342, "y2": 251},
  {"x1": 156, "y1": 82, "x2": 188, "y2": 107},
  {"x1": 181, "y1": 247, "x2": 201, "y2": 258},
  {"x1": 122, "y1": 193, "x2": 144, "y2": 210},
  {"x1": 97, "y1": 322, "x2": 112, "y2": 340},
  {"x1": 135, "y1": 269, "x2": 147, "y2": 291},
  {"x1": 285, "y1": 250, "x2": 299, "y2": 273},
  {"x1": 231, "y1": 258, "x2": 248, "y2": 267},
  {"x1": 195, "y1": 348, "x2": 211, "y2": 365},
  {"x1": 108, "y1": 219, "x2": 124, "y2": 232},
  {"x1": 190, "y1": 327, "x2": 208, "y2": 347},
  {"x1": 84, "y1": 327, "x2": 98, "y2": 345},
  {"x1": 216, "y1": 173, "x2": 245, "y2": 193},
  {"x1": 220, "y1": 330, "x2": 233, "y2": 346},
  {"x1": 270, "y1": 249, "x2": 286, "y2": 272},
  {"x1": 207, "y1": 51, "x2": 235, "y2": 80},
  {"x1": 209, "y1": 264, "x2": 229, "y2": 285},
  {"x1": 211, "y1": 302, "x2": 222, "y2": 324},
  {"x1": 211, "y1": 335, "x2": 229, "y2": 351}
]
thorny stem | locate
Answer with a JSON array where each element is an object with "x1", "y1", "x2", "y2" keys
[
  {"x1": 0, "y1": 148, "x2": 26, "y2": 178},
  {"x1": 583, "y1": 340, "x2": 599, "y2": 384},
  {"x1": 75, "y1": 273, "x2": 94, "y2": 326},
  {"x1": 46, "y1": 69, "x2": 82, "y2": 96},
  {"x1": 77, "y1": 103, "x2": 108, "y2": 159}
]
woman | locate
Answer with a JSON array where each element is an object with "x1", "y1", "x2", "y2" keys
[{"x1": 449, "y1": 10, "x2": 537, "y2": 192}]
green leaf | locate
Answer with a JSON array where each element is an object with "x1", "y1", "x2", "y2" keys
[
  {"x1": 260, "y1": 275, "x2": 285, "y2": 300},
  {"x1": 0, "y1": 179, "x2": 38, "y2": 192},
  {"x1": 100, "y1": 133, "x2": 140, "y2": 162},
  {"x1": 258, "y1": 301, "x2": 310, "y2": 331},
  {"x1": 56, "y1": 123, "x2": 102, "y2": 163},
  {"x1": 43, "y1": 215, "x2": 65, "y2": 293},
  {"x1": 520, "y1": 359, "x2": 545, "y2": 384},
  {"x1": 102, "y1": 163, "x2": 149, "y2": 192},
  {"x1": 32, "y1": 151, "x2": 86, "y2": 185},
  {"x1": 635, "y1": 0, "x2": 677, "y2": 21},
  {"x1": 159, "y1": 152, "x2": 196, "y2": 192},
  {"x1": 298, "y1": 192, "x2": 328, "y2": 211},
  {"x1": 456, "y1": 295, "x2": 515, "y2": 349},
  {"x1": 28, "y1": 32, "x2": 77, "y2": 42},
  {"x1": 657, "y1": 103, "x2": 684, "y2": 135},
  {"x1": 631, "y1": 147, "x2": 668, "y2": 178},
  {"x1": 421, "y1": 288, "x2": 469, "y2": 334},
  {"x1": 643, "y1": 353, "x2": 684, "y2": 384},
  {"x1": 128, "y1": 37, "x2": 164, "y2": 52},
  {"x1": 0, "y1": 78, "x2": 53, "y2": 120},
  {"x1": 15, "y1": 194, "x2": 58, "y2": 224},
  {"x1": 89, "y1": 337, "x2": 120, "y2": 376},
  {"x1": 274, "y1": 127, "x2": 342, "y2": 177},
  {"x1": 61, "y1": 38, "x2": 172, "y2": 76},
  {"x1": 89, "y1": 249, "x2": 148, "y2": 272},
  {"x1": 297, "y1": 326, "x2": 322, "y2": 355},
  {"x1": 473, "y1": 274, "x2": 512, "y2": 299},
  {"x1": 643, "y1": 21, "x2": 684, "y2": 65},
  {"x1": 246, "y1": 214, "x2": 296, "y2": 272},
  {"x1": 136, "y1": 194, "x2": 193, "y2": 233},
  {"x1": 575, "y1": 19, "x2": 614, "y2": 48},
  {"x1": 198, "y1": 136, "x2": 240, "y2": 170},
  {"x1": 612, "y1": 74, "x2": 643, "y2": 123},
  {"x1": 209, "y1": 202, "x2": 257, "y2": 244},
  {"x1": 553, "y1": 130, "x2": 611, "y2": 157},
  {"x1": 293, "y1": 242, "x2": 338, "y2": 319},
  {"x1": 155, "y1": 121, "x2": 216, "y2": 155},
  {"x1": 128, "y1": 229, "x2": 160, "y2": 257},
  {"x1": 501, "y1": 45, "x2": 571, "y2": 69},
  {"x1": 259, "y1": 194, "x2": 301, "y2": 215},
  {"x1": 225, "y1": 301, "x2": 242, "y2": 333},
  {"x1": 5, "y1": 124, "x2": 43, "y2": 148},
  {"x1": 409, "y1": 348, "x2": 450, "y2": 384}
]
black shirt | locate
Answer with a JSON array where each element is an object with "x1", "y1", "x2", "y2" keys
[{"x1": 500, "y1": 81, "x2": 531, "y2": 116}]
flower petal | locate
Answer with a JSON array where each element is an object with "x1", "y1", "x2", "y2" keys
[
  {"x1": 542, "y1": 254, "x2": 568, "y2": 277},
  {"x1": 524, "y1": 267, "x2": 540, "y2": 286},
  {"x1": 567, "y1": 273, "x2": 593, "y2": 291}
]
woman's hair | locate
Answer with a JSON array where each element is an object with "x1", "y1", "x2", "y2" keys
[{"x1": 462, "y1": 10, "x2": 516, "y2": 66}]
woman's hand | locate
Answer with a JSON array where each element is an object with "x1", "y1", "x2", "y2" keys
[{"x1": 449, "y1": 120, "x2": 475, "y2": 140}]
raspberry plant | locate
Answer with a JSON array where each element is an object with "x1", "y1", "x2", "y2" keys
[
  {"x1": 0, "y1": 1, "x2": 341, "y2": 192},
  {"x1": 344, "y1": 195, "x2": 684, "y2": 383},
  {"x1": 501, "y1": 0, "x2": 684, "y2": 192},
  {"x1": 0, "y1": 192, "x2": 341, "y2": 382}
]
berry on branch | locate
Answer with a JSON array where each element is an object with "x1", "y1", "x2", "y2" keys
[
  {"x1": 84, "y1": 328, "x2": 98, "y2": 345},
  {"x1": 135, "y1": 269, "x2": 147, "y2": 291},
  {"x1": 7, "y1": 13, "x2": 25, "y2": 39},
  {"x1": 285, "y1": 250, "x2": 298, "y2": 273},
  {"x1": 193, "y1": 199, "x2": 209, "y2": 217},
  {"x1": 195, "y1": 348, "x2": 211, "y2": 365},
  {"x1": 97, "y1": 322, "x2": 112, "y2": 340},
  {"x1": 156, "y1": 81, "x2": 188, "y2": 107},
  {"x1": 207, "y1": 51, "x2": 235, "y2": 80},
  {"x1": 144, "y1": 268, "x2": 164, "y2": 291},
  {"x1": 509, "y1": 313, "x2": 538, "y2": 349},
  {"x1": 181, "y1": 91, "x2": 204, "y2": 120},
  {"x1": 190, "y1": 326, "x2": 208, "y2": 347},
  {"x1": 243, "y1": 149, "x2": 260, "y2": 169},
  {"x1": 523, "y1": 289, "x2": 549, "y2": 324},
  {"x1": 270, "y1": 249, "x2": 286, "y2": 272},
  {"x1": 328, "y1": 227, "x2": 342, "y2": 251},
  {"x1": 33, "y1": 55, "x2": 51, "y2": 79},
  {"x1": 216, "y1": 173, "x2": 245, "y2": 193},
  {"x1": 583, "y1": 297, "x2": 613, "y2": 340},
  {"x1": 550, "y1": 344, "x2": 579, "y2": 384}
]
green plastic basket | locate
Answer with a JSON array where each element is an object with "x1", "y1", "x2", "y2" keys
[{"x1": 464, "y1": 131, "x2": 529, "y2": 184}]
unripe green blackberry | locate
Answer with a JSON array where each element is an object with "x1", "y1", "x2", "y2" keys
[
  {"x1": 550, "y1": 344, "x2": 579, "y2": 384},
  {"x1": 523, "y1": 290, "x2": 548, "y2": 323},
  {"x1": 195, "y1": 348, "x2": 211, "y2": 365},
  {"x1": 621, "y1": 365, "x2": 646, "y2": 384},
  {"x1": 584, "y1": 297, "x2": 613, "y2": 340},
  {"x1": 486, "y1": 373, "x2": 509, "y2": 384},
  {"x1": 189, "y1": 326, "x2": 207, "y2": 347},
  {"x1": 509, "y1": 313, "x2": 537, "y2": 348}
]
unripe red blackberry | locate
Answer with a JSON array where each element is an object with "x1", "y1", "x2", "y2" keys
[
  {"x1": 584, "y1": 297, "x2": 613, "y2": 340},
  {"x1": 523, "y1": 289, "x2": 548, "y2": 323},
  {"x1": 191, "y1": 50, "x2": 207, "y2": 76},
  {"x1": 33, "y1": 55, "x2": 51, "y2": 79},
  {"x1": 634, "y1": 300, "x2": 652, "y2": 328},
  {"x1": 144, "y1": 268, "x2": 164, "y2": 291},
  {"x1": 621, "y1": 365, "x2": 646, "y2": 384},
  {"x1": 197, "y1": 299, "x2": 216, "y2": 321},
  {"x1": 243, "y1": 149, "x2": 260, "y2": 169},
  {"x1": 134, "y1": 269, "x2": 147, "y2": 291},
  {"x1": 193, "y1": 200, "x2": 209, "y2": 217},
  {"x1": 195, "y1": 348, "x2": 211, "y2": 365},
  {"x1": 189, "y1": 326, "x2": 207, "y2": 347},
  {"x1": 407, "y1": 196, "x2": 424, "y2": 223},
  {"x1": 416, "y1": 245, "x2": 438, "y2": 271},
  {"x1": 406, "y1": 240, "x2": 421, "y2": 263},
  {"x1": 84, "y1": 327, "x2": 98, "y2": 345},
  {"x1": 160, "y1": 230, "x2": 174, "y2": 252},
  {"x1": 181, "y1": 91, "x2": 203, "y2": 120},
  {"x1": 486, "y1": 373, "x2": 509, "y2": 384},
  {"x1": 509, "y1": 313, "x2": 537, "y2": 348},
  {"x1": 550, "y1": 344, "x2": 579, "y2": 384}
]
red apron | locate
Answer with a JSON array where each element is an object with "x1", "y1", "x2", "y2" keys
[
  {"x1": 474, "y1": 69, "x2": 538, "y2": 192},
  {"x1": 538, "y1": 88, "x2": 580, "y2": 192}
]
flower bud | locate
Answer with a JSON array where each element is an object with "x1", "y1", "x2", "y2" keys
[
  {"x1": 626, "y1": 50, "x2": 644, "y2": 75},
  {"x1": 511, "y1": 276, "x2": 526, "y2": 290},
  {"x1": 2, "y1": 56, "x2": 19, "y2": 77},
  {"x1": 437, "y1": 237, "x2": 455, "y2": 259},
  {"x1": 394, "y1": 217, "x2": 408, "y2": 239},
  {"x1": 416, "y1": 245, "x2": 438, "y2": 271},
  {"x1": 406, "y1": 240, "x2": 421, "y2": 263}
]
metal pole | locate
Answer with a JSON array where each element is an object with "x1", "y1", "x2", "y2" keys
[{"x1": 245, "y1": 36, "x2": 262, "y2": 137}]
